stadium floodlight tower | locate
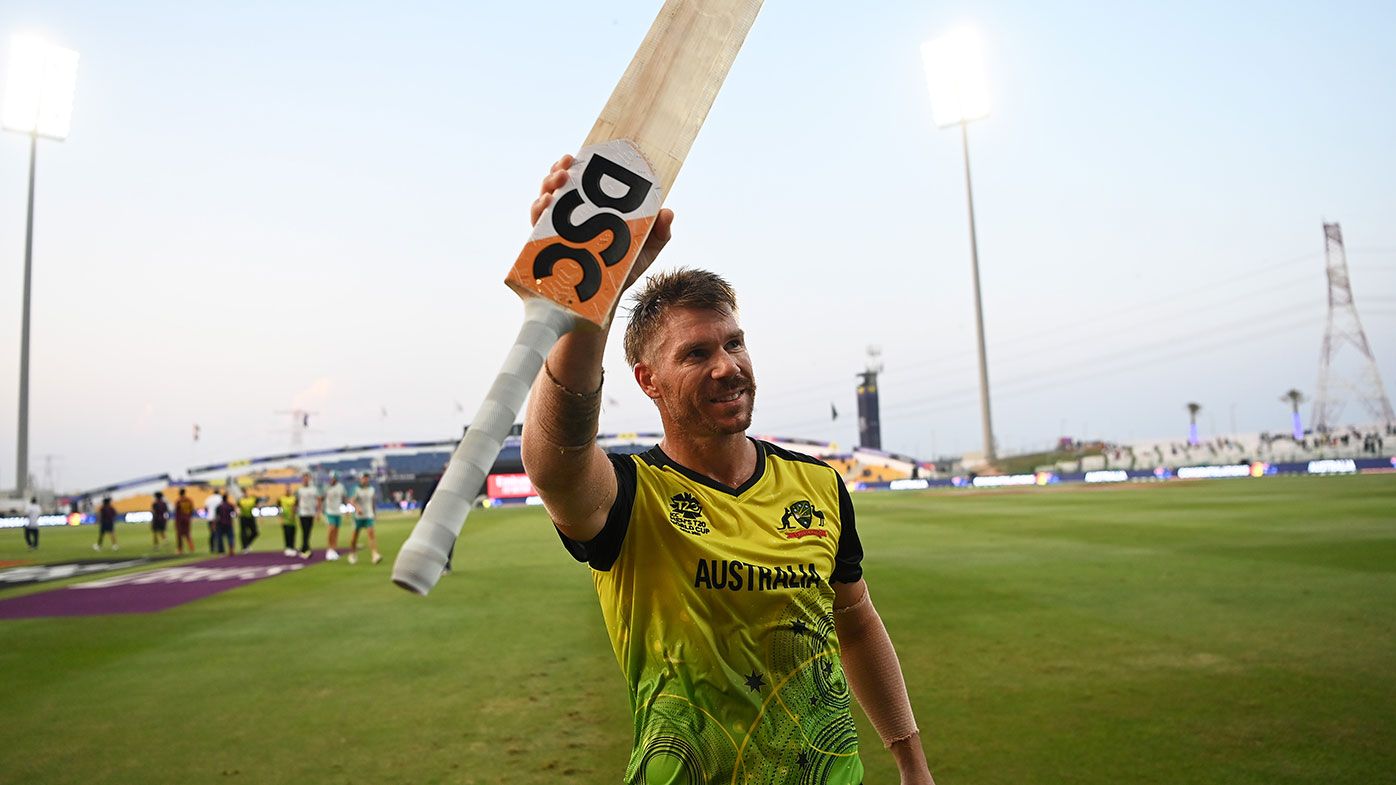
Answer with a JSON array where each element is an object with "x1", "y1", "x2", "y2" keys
[
  {"x1": 1185, "y1": 402, "x2": 1202, "y2": 446},
  {"x1": 921, "y1": 25, "x2": 997, "y2": 463},
  {"x1": 2, "y1": 34, "x2": 79, "y2": 497},
  {"x1": 1280, "y1": 389, "x2": 1306, "y2": 440}
]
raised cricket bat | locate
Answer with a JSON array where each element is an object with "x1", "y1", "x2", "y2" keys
[{"x1": 393, "y1": 0, "x2": 764, "y2": 595}]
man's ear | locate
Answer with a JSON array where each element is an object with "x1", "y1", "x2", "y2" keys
[{"x1": 634, "y1": 362, "x2": 661, "y2": 400}]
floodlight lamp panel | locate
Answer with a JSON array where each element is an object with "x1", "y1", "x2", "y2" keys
[
  {"x1": 920, "y1": 26, "x2": 991, "y2": 129},
  {"x1": 2, "y1": 34, "x2": 79, "y2": 140}
]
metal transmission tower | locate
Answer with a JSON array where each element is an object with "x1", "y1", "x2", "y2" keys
[
  {"x1": 1312, "y1": 222, "x2": 1394, "y2": 430},
  {"x1": 274, "y1": 409, "x2": 319, "y2": 448}
]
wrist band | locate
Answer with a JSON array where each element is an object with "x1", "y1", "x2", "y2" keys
[{"x1": 543, "y1": 360, "x2": 603, "y2": 399}]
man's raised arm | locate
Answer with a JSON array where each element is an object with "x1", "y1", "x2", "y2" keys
[{"x1": 520, "y1": 156, "x2": 672, "y2": 543}]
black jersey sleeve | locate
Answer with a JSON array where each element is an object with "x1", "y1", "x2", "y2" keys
[
  {"x1": 555, "y1": 452, "x2": 636, "y2": 571},
  {"x1": 831, "y1": 479, "x2": 864, "y2": 584}
]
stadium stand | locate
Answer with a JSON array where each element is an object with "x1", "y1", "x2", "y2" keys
[
  {"x1": 314, "y1": 457, "x2": 373, "y2": 476},
  {"x1": 854, "y1": 464, "x2": 910, "y2": 483},
  {"x1": 71, "y1": 423, "x2": 1395, "y2": 517},
  {"x1": 821, "y1": 455, "x2": 857, "y2": 477},
  {"x1": 385, "y1": 452, "x2": 452, "y2": 476},
  {"x1": 113, "y1": 494, "x2": 155, "y2": 514},
  {"x1": 1088, "y1": 423, "x2": 1393, "y2": 471}
]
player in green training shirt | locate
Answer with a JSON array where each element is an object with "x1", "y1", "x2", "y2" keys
[
  {"x1": 236, "y1": 493, "x2": 259, "y2": 551},
  {"x1": 522, "y1": 158, "x2": 935, "y2": 785},
  {"x1": 322, "y1": 473, "x2": 347, "y2": 561}
]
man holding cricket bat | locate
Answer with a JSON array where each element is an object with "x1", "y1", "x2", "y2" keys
[{"x1": 523, "y1": 157, "x2": 935, "y2": 785}]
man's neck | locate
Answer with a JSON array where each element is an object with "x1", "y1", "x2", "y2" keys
[{"x1": 659, "y1": 431, "x2": 757, "y2": 489}]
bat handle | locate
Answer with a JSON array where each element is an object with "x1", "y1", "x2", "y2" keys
[{"x1": 391, "y1": 298, "x2": 577, "y2": 595}]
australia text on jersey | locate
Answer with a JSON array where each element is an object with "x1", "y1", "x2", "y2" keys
[{"x1": 692, "y1": 559, "x2": 823, "y2": 592}]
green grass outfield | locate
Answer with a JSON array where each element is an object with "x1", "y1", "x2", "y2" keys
[{"x1": 2, "y1": 474, "x2": 1393, "y2": 784}]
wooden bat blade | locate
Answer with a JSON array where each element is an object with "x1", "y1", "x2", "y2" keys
[
  {"x1": 590, "y1": 0, "x2": 764, "y2": 191},
  {"x1": 506, "y1": 0, "x2": 764, "y2": 329}
]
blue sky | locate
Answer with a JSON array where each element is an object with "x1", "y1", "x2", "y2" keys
[{"x1": 1, "y1": 0, "x2": 1393, "y2": 489}]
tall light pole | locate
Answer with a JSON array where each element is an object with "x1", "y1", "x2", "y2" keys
[
  {"x1": 921, "y1": 26, "x2": 996, "y2": 463},
  {"x1": 2, "y1": 35, "x2": 79, "y2": 496}
]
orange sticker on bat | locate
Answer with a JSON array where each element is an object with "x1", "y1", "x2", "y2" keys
[{"x1": 505, "y1": 140, "x2": 663, "y2": 329}]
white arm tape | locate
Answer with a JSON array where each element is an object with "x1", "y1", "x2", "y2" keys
[{"x1": 835, "y1": 585, "x2": 920, "y2": 747}]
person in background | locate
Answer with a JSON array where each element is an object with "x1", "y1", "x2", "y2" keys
[
  {"x1": 322, "y1": 473, "x2": 347, "y2": 562},
  {"x1": 237, "y1": 491, "x2": 259, "y2": 552},
  {"x1": 94, "y1": 497, "x2": 119, "y2": 552},
  {"x1": 214, "y1": 494, "x2": 238, "y2": 556},
  {"x1": 24, "y1": 497, "x2": 41, "y2": 550},
  {"x1": 347, "y1": 472, "x2": 382, "y2": 565},
  {"x1": 295, "y1": 473, "x2": 320, "y2": 559},
  {"x1": 279, "y1": 485, "x2": 299, "y2": 557},
  {"x1": 205, "y1": 488, "x2": 225, "y2": 553},
  {"x1": 173, "y1": 488, "x2": 196, "y2": 555},
  {"x1": 151, "y1": 491, "x2": 170, "y2": 550}
]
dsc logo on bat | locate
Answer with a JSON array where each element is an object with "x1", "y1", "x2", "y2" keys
[{"x1": 507, "y1": 141, "x2": 663, "y2": 327}]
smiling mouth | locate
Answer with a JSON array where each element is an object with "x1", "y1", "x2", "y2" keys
[{"x1": 710, "y1": 389, "x2": 746, "y2": 404}]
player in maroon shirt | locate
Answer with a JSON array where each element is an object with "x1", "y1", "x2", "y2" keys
[
  {"x1": 173, "y1": 488, "x2": 196, "y2": 554},
  {"x1": 214, "y1": 497, "x2": 238, "y2": 556},
  {"x1": 94, "y1": 497, "x2": 119, "y2": 552}
]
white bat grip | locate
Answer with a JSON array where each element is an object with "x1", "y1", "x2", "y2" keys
[{"x1": 392, "y1": 298, "x2": 577, "y2": 595}]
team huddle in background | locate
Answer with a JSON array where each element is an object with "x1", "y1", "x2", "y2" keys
[{"x1": 126, "y1": 473, "x2": 381, "y2": 564}]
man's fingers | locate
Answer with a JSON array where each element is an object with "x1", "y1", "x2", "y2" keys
[
  {"x1": 623, "y1": 208, "x2": 675, "y2": 289},
  {"x1": 538, "y1": 168, "x2": 569, "y2": 197},
  {"x1": 538, "y1": 155, "x2": 574, "y2": 195},
  {"x1": 533, "y1": 156, "x2": 662, "y2": 238},
  {"x1": 649, "y1": 208, "x2": 675, "y2": 246},
  {"x1": 532, "y1": 156, "x2": 574, "y2": 224},
  {"x1": 641, "y1": 208, "x2": 675, "y2": 255},
  {"x1": 529, "y1": 191, "x2": 554, "y2": 226}
]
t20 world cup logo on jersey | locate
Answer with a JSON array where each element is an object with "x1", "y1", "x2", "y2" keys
[
  {"x1": 778, "y1": 500, "x2": 828, "y2": 539},
  {"x1": 668, "y1": 492, "x2": 709, "y2": 536}
]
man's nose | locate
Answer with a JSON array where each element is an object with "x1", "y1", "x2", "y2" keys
[{"x1": 711, "y1": 350, "x2": 740, "y2": 378}]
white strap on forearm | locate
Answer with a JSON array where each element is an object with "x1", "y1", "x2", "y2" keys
[{"x1": 835, "y1": 585, "x2": 920, "y2": 747}]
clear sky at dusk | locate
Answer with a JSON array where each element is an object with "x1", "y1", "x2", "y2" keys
[{"x1": 1, "y1": 0, "x2": 1393, "y2": 490}]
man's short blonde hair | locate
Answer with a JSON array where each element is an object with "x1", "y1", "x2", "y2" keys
[{"x1": 623, "y1": 268, "x2": 738, "y2": 367}]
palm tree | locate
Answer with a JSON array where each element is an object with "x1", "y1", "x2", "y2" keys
[
  {"x1": 1186, "y1": 402, "x2": 1202, "y2": 446},
  {"x1": 1280, "y1": 389, "x2": 1306, "y2": 440}
]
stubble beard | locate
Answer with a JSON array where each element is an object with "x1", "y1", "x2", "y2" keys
[
  {"x1": 698, "y1": 376, "x2": 757, "y2": 437},
  {"x1": 655, "y1": 372, "x2": 758, "y2": 441}
]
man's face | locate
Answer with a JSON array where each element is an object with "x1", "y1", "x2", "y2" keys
[{"x1": 635, "y1": 306, "x2": 756, "y2": 438}]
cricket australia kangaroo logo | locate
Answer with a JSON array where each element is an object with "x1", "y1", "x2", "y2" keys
[
  {"x1": 779, "y1": 499, "x2": 828, "y2": 539},
  {"x1": 668, "y1": 492, "x2": 710, "y2": 536}
]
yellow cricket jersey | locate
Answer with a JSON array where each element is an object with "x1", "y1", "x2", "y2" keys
[{"x1": 560, "y1": 439, "x2": 865, "y2": 785}]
